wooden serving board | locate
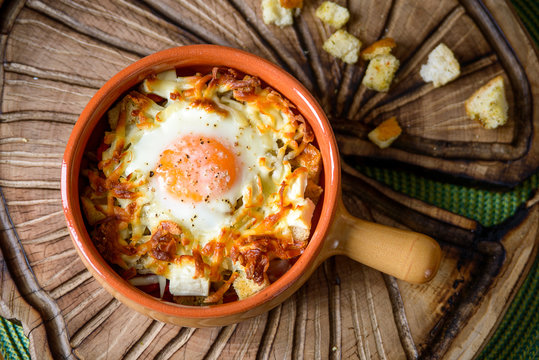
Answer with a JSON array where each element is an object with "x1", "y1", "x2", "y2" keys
[{"x1": 1, "y1": 0, "x2": 538, "y2": 359}]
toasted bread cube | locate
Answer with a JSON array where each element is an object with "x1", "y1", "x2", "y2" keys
[
  {"x1": 323, "y1": 29, "x2": 362, "y2": 64},
  {"x1": 262, "y1": 0, "x2": 294, "y2": 27},
  {"x1": 81, "y1": 196, "x2": 106, "y2": 226},
  {"x1": 280, "y1": 0, "x2": 303, "y2": 9},
  {"x1": 420, "y1": 43, "x2": 461, "y2": 87},
  {"x1": 287, "y1": 198, "x2": 315, "y2": 236},
  {"x1": 233, "y1": 265, "x2": 270, "y2": 300},
  {"x1": 290, "y1": 143, "x2": 322, "y2": 181},
  {"x1": 361, "y1": 38, "x2": 397, "y2": 60},
  {"x1": 290, "y1": 225, "x2": 310, "y2": 242},
  {"x1": 362, "y1": 54, "x2": 400, "y2": 92},
  {"x1": 368, "y1": 117, "x2": 402, "y2": 149},
  {"x1": 305, "y1": 180, "x2": 323, "y2": 204},
  {"x1": 315, "y1": 1, "x2": 350, "y2": 29},
  {"x1": 465, "y1": 75, "x2": 508, "y2": 129}
]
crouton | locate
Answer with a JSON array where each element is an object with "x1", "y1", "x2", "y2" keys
[
  {"x1": 323, "y1": 29, "x2": 362, "y2": 64},
  {"x1": 361, "y1": 38, "x2": 397, "y2": 60},
  {"x1": 280, "y1": 0, "x2": 303, "y2": 8},
  {"x1": 290, "y1": 225, "x2": 310, "y2": 242},
  {"x1": 368, "y1": 117, "x2": 402, "y2": 149},
  {"x1": 81, "y1": 196, "x2": 106, "y2": 225},
  {"x1": 315, "y1": 1, "x2": 350, "y2": 29},
  {"x1": 233, "y1": 266, "x2": 269, "y2": 300},
  {"x1": 420, "y1": 43, "x2": 461, "y2": 87},
  {"x1": 262, "y1": 0, "x2": 294, "y2": 27},
  {"x1": 305, "y1": 180, "x2": 323, "y2": 204},
  {"x1": 362, "y1": 54, "x2": 400, "y2": 92},
  {"x1": 464, "y1": 75, "x2": 508, "y2": 129},
  {"x1": 290, "y1": 143, "x2": 322, "y2": 181}
]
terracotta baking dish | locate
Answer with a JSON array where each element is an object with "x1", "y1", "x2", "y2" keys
[{"x1": 61, "y1": 45, "x2": 441, "y2": 327}]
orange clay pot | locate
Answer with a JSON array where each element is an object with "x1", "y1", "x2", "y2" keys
[{"x1": 61, "y1": 45, "x2": 441, "y2": 327}]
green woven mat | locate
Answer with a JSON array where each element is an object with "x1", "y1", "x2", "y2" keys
[
  {"x1": 358, "y1": 168, "x2": 539, "y2": 359},
  {"x1": 1, "y1": 1, "x2": 539, "y2": 359},
  {"x1": 0, "y1": 318, "x2": 29, "y2": 360}
]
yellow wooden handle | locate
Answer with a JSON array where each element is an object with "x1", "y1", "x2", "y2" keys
[{"x1": 325, "y1": 199, "x2": 441, "y2": 284}]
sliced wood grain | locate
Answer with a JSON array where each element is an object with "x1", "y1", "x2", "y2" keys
[
  {"x1": 0, "y1": 0, "x2": 538, "y2": 359},
  {"x1": 337, "y1": 0, "x2": 539, "y2": 184},
  {"x1": 26, "y1": 0, "x2": 199, "y2": 56},
  {"x1": 0, "y1": 247, "x2": 52, "y2": 360},
  {"x1": 0, "y1": 192, "x2": 73, "y2": 359},
  {"x1": 142, "y1": 0, "x2": 316, "y2": 92},
  {"x1": 5, "y1": 8, "x2": 138, "y2": 87}
]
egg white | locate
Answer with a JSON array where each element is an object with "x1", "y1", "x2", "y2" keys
[{"x1": 124, "y1": 100, "x2": 280, "y2": 245}]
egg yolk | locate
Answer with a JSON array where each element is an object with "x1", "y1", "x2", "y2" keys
[{"x1": 155, "y1": 135, "x2": 238, "y2": 202}]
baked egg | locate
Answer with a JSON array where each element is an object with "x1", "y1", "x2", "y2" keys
[{"x1": 81, "y1": 68, "x2": 323, "y2": 304}]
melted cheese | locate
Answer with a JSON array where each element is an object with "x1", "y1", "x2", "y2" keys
[{"x1": 81, "y1": 67, "x2": 323, "y2": 303}]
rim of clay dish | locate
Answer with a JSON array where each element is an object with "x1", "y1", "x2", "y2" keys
[{"x1": 61, "y1": 45, "x2": 340, "y2": 320}]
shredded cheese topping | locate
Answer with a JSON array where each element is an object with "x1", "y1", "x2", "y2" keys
[{"x1": 81, "y1": 67, "x2": 322, "y2": 305}]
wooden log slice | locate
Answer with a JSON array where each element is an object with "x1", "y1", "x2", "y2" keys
[{"x1": 0, "y1": 0, "x2": 538, "y2": 359}]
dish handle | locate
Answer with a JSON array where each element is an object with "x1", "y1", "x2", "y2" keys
[{"x1": 320, "y1": 197, "x2": 442, "y2": 284}]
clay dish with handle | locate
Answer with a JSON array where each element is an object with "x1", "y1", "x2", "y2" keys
[{"x1": 61, "y1": 45, "x2": 441, "y2": 327}]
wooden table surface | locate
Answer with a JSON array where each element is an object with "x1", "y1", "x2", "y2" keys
[{"x1": 1, "y1": 0, "x2": 538, "y2": 359}]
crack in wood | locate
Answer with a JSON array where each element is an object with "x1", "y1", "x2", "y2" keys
[
  {"x1": 0, "y1": 111, "x2": 78, "y2": 123},
  {"x1": 154, "y1": 327, "x2": 196, "y2": 360},
  {"x1": 280, "y1": 295, "x2": 297, "y2": 359},
  {"x1": 363, "y1": 267, "x2": 388, "y2": 360},
  {"x1": 0, "y1": 179, "x2": 60, "y2": 189},
  {"x1": 0, "y1": 150, "x2": 63, "y2": 159},
  {"x1": 62, "y1": 287, "x2": 106, "y2": 323},
  {"x1": 28, "y1": 248, "x2": 76, "y2": 268},
  {"x1": 360, "y1": 54, "x2": 497, "y2": 125},
  {"x1": 6, "y1": 198, "x2": 62, "y2": 206},
  {"x1": 0, "y1": 137, "x2": 66, "y2": 147},
  {"x1": 350, "y1": 289, "x2": 368, "y2": 360},
  {"x1": 341, "y1": 169, "x2": 478, "y2": 249},
  {"x1": 0, "y1": 0, "x2": 26, "y2": 34},
  {"x1": 0, "y1": 188, "x2": 74, "y2": 359},
  {"x1": 256, "y1": 304, "x2": 281, "y2": 360},
  {"x1": 343, "y1": 0, "x2": 394, "y2": 119},
  {"x1": 1, "y1": 246, "x2": 54, "y2": 360},
  {"x1": 333, "y1": 0, "x2": 397, "y2": 118},
  {"x1": 141, "y1": 0, "x2": 233, "y2": 48},
  {"x1": 4, "y1": 62, "x2": 103, "y2": 89},
  {"x1": 123, "y1": 320, "x2": 165, "y2": 360},
  {"x1": 236, "y1": 315, "x2": 264, "y2": 359},
  {"x1": 63, "y1": 0, "x2": 179, "y2": 47},
  {"x1": 383, "y1": 274, "x2": 419, "y2": 360},
  {"x1": 0, "y1": 137, "x2": 30, "y2": 145},
  {"x1": 292, "y1": 285, "x2": 307, "y2": 360},
  {"x1": 314, "y1": 289, "x2": 322, "y2": 360},
  {"x1": 5, "y1": 77, "x2": 95, "y2": 97},
  {"x1": 0, "y1": 159, "x2": 61, "y2": 167},
  {"x1": 13, "y1": 209, "x2": 63, "y2": 228},
  {"x1": 10, "y1": 11, "x2": 139, "y2": 67},
  {"x1": 341, "y1": 161, "x2": 478, "y2": 231},
  {"x1": 70, "y1": 298, "x2": 121, "y2": 348},
  {"x1": 350, "y1": 5, "x2": 465, "y2": 121},
  {"x1": 26, "y1": 0, "x2": 152, "y2": 57},
  {"x1": 40, "y1": 257, "x2": 85, "y2": 290},
  {"x1": 293, "y1": 15, "x2": 334, "y2": 111},
  {"x1": 338, "y1": 71, "x2": 528, "y2": 161},
  {"x1": 422, "y1": 243, "x2": 505, "y2": 359},
  {"x1": 324, "y1": 259, "x2": 341, "y2": 360},
  {"x1": 48, "y1": 270, "x2": 92, "y2": 299},
  {"x1": 21, "y1": 228, "x2": 69, "y2": 245},
  {"x1": 0, "y1": 35, "x2": 5, "y2": 108},
  {"x1": 227, "y1": 0, "x2": 314, "y2": 89}
]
